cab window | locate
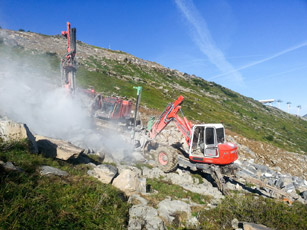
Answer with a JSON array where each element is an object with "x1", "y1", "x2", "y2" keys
[
  {"x1": 216, "y1": 128, "x2": 225, "y2": 143},
  {"x1": 205, "y1": 127, "x2": 215, "y2": 145}
]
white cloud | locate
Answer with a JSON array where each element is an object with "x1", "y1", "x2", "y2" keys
[{"x1": 174, "y1": 0, "x2": 243, "y2": 84}]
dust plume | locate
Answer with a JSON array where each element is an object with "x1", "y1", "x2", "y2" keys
[{"x1": 0, "y1": 42, "x2": 136, "y2": 162}]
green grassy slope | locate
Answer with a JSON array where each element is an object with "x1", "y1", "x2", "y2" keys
[
  {"x1": 0, "y1": 41, "x2": 306, "y2": 154},
  {"x1": 0, "y1": 140, "x2": 129, "y2": 230},
  {"x1": 76, "y1": 57, "x2": 307, "y2": 154}
]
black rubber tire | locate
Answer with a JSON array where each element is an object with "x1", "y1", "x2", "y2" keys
[{"x1": 154, "y1": 146, "x2": 178, "y2": 173}]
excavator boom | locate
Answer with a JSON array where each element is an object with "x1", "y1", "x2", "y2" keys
[{"x1": 149, "y1": 95, "x2": 193, "y2": 145}]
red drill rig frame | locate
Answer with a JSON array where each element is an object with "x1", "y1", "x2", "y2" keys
[
  {"x1": 93, "y1": 96, "x2": 132, "y2": 121},
  {"x1": 61, "y1": 22, "x2": 77, "y2": 93}
]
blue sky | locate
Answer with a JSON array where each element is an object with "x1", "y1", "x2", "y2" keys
[{"x1": 1, "y1": 0, "x2": 307, "y2": 115}]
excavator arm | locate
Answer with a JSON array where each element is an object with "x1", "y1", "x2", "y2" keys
[{"x1": 149, "y1": 95, "x2": 193, "y2": 145}]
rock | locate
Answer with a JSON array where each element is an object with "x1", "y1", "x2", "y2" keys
[
  {"x1": 128, "y1": 194, "x2": 148, "y2": 205},
  {"x1": 253, "y1": 163, "x2": 269, "y2": 173},
  {"x1": 1, "y1": 161, "x2": 23, "y2": 171},
  {"x1": 300, "y1": 191, "x2": 307, "y2": 200},
  {"x1": 157, "y1": 199, "x2": 193, "y2": 226},
  {"x1": 36, "y1": 135, "x2": 84, "y2": 160},
  {"x1": 142, "y1": 167, "x2": 223, "y2": 202},
  {"x1": 0, "y1": 119, "x2": 38, "y2": 153},
  {"x1": 87, "y1": 164, "x2": 118, "y2": 184},
  {"x1": 231, "y1": 218, "x2": 239, "y2": 229},
  {"x1": 40, "y1": 166, "x2": 68, "y2": 176},
  {"x1": 242, "y1": 222, "x2": 272, "y2": 230},
  {"x1": 282, "y1": 183, "x2": 295, "y2": 193},
  {"x1": 113, "y1": 167, "x2": 146, "y2": 196},
  {"x1": 275, "y1": 176, "x2": 293, "y2": 189},
  {"x1": 103, "y1": 153, "x2": 118, "y2": 165},
  {"x1": 142, "y1": 167, "x2": 165, "y2": 179},
  {"x1": 128, "y1": 204, "x2": 165, "y2": 230}
]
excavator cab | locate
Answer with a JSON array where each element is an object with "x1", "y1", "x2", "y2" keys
[
  {"x1": 190, "y1": 124, "x2": 224, "y2": 157},
  {"x1": 189, "y1": 124, "x2": 237, "y2": 165}
]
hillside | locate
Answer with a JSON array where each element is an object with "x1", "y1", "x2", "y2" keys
[
  {"x1": 1, "y1": 29, "x2": 307, "y2": 230},
  {"x1": 0, "y1": 29, "x2": 306, "y2": 155}
]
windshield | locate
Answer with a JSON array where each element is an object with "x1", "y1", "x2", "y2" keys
[
  {"x1": 102, "y1": 102, "x2": 115, "y2": 114},
  {"x1": 216, "y1": 128, "x2": 225, "y2": 143},
  {"x1": 205, "y1": 127, "x2": 215, "y2": 145}
]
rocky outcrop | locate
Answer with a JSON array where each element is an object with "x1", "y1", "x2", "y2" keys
[
  {"x1": 87, "y1": 164, "x2": 118, "y2": 184},
  {"x1": 157, "y1": 198, "x2": 199, "y2": 228},
  {"x1": 113, "y1": 166, "x2": 146, "y2": 196},
  {"x1": 128, "y1": 205, "x2": 165, "y2": 230},
  {"x1": 35, "y1": 135, "x2": 85, "y2": 160},
  {"x1": 142, "y1": 167, "x2": 223, "y2": 202},
  {"x1": 0, "y1": 118, "x2": 38, "y2": 153}
]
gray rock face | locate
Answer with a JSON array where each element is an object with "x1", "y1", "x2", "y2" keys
[
  {"x1": 158, "y1": 199, "x2": 192, "y2": 224},
  {"x1": 87, "y1": 164, "x2": 118, "y2": 184},
  {"x1": 36, "y1": 135, "x2": 84, "y2": 160},
  {"x1": 142, "y1": 167, "x2": 223, "y2": 201},
  {"x1": 0, "y1": 119, "x2": 38, "y2": 153},
  {"x1": 300, "y1": 191, "x2": 307, "y2": 200},
  {"x1": 128, "y1": 204, "x2": 165, "y2": 230},
  {"x1": 113, "y1": 167, "x2": 146, "y2": 196},
  {"x1": 40, "y1": 166, "x2": 68, "y2": 176}
]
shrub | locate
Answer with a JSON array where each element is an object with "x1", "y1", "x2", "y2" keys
[{"x1": 264, "y1": 135, "x2": 274, "y2": 141}]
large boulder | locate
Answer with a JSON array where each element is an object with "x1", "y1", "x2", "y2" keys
[
  {"x1": 35, "y1": 135, "x2": 84, "y2": 161},
  {"x1": 112, "y1": 167, "x2": 146, "y2": 196},
  {"x1": 128, "y1": 204, "x2": 165, "y2": 230},
  {"x1": 87, "y1": 164, "x2": 118, "y2": 184},
  {"x1": 0, "y1": 119, "x2": 37, "y2": 153}
]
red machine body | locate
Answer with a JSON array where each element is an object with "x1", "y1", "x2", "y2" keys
[
  {"x1": 149, "y1": 95, "x2": 238, "y2": 165},
  {"x1": 94, "y1": 96, "x2": 132, "y2": 120}
]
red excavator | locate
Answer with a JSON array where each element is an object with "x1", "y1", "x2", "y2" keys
[{"x1": 143, "y1": 95, "x2": 238, "y2": 194}]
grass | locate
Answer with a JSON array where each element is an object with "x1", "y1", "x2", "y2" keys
[
  {"x1": 197, "y1": 194, "x2": 307, "y2": 230},
  {"x1": 0, "y1": 140, "x2": 129, "y2": 230}
]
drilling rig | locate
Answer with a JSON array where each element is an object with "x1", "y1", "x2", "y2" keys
[{"x1": 61, "y1": 22, "x2": 77, "y2": 93}]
